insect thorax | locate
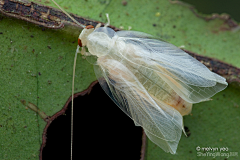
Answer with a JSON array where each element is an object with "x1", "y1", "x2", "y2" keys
[{"x1": 86, "y1": 27, "x2": 117, "y2": 57}]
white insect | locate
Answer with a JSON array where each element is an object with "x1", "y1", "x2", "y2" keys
[{"x1": 52, "y1": 0, "x2": 227, "y2": 156}]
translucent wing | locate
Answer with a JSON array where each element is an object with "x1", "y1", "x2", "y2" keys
[
  {"x1": 116, "y1": 30, "x2": 167, "y2": 42},
  {"x1": 116, "y1": 30, "x2": 155, "y2": 39},
  {"x1": 115, "y1": 31, "x2": 228, "y2": 103},
  {"x1": 94, "y1": 56, "x2": 183, "y2": 154}
]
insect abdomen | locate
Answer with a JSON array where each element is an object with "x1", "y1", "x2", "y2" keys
[{"x1": 133, "y1": 65, "x2": 192, "y2": 116}]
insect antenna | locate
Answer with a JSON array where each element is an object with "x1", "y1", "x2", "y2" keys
[
  {"x1": 51, "y1": 0, "x2": 86, "y2": 28},
  {"x1": 51, "y1": 1, "x2": 87, "y2": 160}
]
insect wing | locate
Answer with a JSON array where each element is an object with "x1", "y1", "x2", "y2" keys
[
  {"x1": 115, "y1": 31, "x2": 228, "y2": 103},
  {"x1": 116, "y1": 30, "x2": 155, "y2": 39},
  {"x1": 94, "y1": 57, "x2": 183, "y2": 154}
]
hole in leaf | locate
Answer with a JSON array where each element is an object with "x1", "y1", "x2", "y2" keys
[{"x1": 42, "y1": 82, "x2": 143, "y2": 160}]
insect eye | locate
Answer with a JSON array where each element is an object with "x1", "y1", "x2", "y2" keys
[
  {"x1": 85, "y1": 25, "x2": 94, "y2": 29},
  {"x1": 78, "y1": 38, "x2": 82, "y2": 47}
]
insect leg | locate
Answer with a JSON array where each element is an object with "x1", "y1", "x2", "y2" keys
[
  {"x1": 182, "y1": 119, "x2": 187, "y2": 137},
  {"x1": 80, "y1": 47, "x2": 92, "y2": 56},
  {"x1": 95, "y1": 23, "x2": 102, "y2": 29},
  {"x1": 104, "y1": 13, "x2": 110, "y2": 27}
]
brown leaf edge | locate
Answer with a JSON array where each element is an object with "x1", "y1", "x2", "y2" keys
[
  {"x1": 1, "y1": 0, "x2": 238, "y2": 32},
  {"x1": 185, "y1": 49, "x2": 240, "y2": 86},
  {"x1": 0, "y1": 0, "x2": 121, "y2": 31},
  {"x1": 169, "y1": 0, "x2": 239, "y2": 31},
  {"x1": 140, "y1": 129, "x2": 147, "y2": 160}
]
